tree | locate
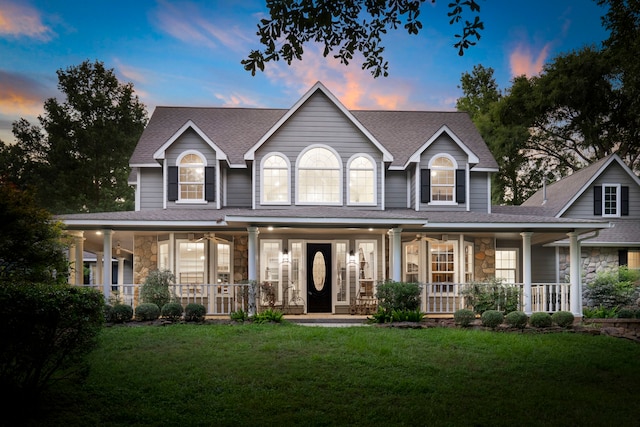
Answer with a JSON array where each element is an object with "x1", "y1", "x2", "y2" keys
[
  {"x1": 0, "y1": 180, "x2": 68, "y2": 285},
  {"x1": 243, "y1": 0, "x2": 483, "y2": 77},
  {"x1": 0, "y1": 60, "x2": 148, "y2": 214}
]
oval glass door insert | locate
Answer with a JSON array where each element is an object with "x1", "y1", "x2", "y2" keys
[{"x1": 312, "y1": 251, "x2": 326, "y2": 291}]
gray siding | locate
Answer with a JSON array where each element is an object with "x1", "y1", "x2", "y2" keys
[
  {"x1": 562, "y1": 162, "x2": 640, "y2": 219},
  {"x1": 409, "y1": 165, "x2": 416, "y2": 209},
  {"x1": 531, "y1": 246, "x2": 557, "y2": 283},
  {"x1": 469, "y1": 171, "x2": 489, "y2": 213},
  {"x1": 254, "y1": 92, "x2": 384, "y2": 209},
  {"x1": 418, "y1": 135, "x2": 468, "y2": 211},
  {"x1": 139, "y1": 167, "x2": 163, "y2": 210},
  {"x1": 226, "y1": 168, "x2": 252, "y2": 207},
  {"x1": 385, "y1": 170, "x2": 408, "y2": 208}
]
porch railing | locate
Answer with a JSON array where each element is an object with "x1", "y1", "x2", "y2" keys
[
  {"x1": 86, "y1": 283, "x2": 252, "y2": 316},
  {"x1": 423, "y1": 282, "x2": 572, "y2": 315}
]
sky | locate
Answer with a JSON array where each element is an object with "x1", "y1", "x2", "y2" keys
[{"x1": 0, "y1": 0, "x2": 611, "y2": 144}]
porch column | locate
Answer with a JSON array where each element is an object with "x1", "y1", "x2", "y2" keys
[
  {"x1": 521, "y1": 232, "x2": 533, "y2": 315},
  {"x1": 102, "y1": 230, "x2": 113, "y2": 300},
  {"x1": 568, "y1": 232, "x2": 582, "y2": 317},
  {"x1": 389, "y1": 228, "x2": 402, "y2": 282},
  {"x1": 247, "y1": 227, "x2": 259, "y2": 316},
  {"x1": 73, "y1": 232, "x2": 84, "y2": 285},
  {"x1": 117, "y1": 257, "x2": 125, "y2": 289},
  {"x1": 95, "y1": 252, "x2": 103, "y2": 286}
]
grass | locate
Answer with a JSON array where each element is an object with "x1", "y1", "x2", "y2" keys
[{"x1": 25, "y1": 323, "x2": 640, "y2": 426}]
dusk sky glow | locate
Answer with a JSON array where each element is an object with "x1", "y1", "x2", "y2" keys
[{"x1": 0, "y1": 0, "x2": 609, "y2": 144}]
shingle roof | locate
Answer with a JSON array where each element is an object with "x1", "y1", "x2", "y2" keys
[{"x1": 130, "y1": 92, "x2": 498, "y2": 170}]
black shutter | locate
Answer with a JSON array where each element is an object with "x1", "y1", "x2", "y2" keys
[
  {"x1": 456, "y1": 169, "x2": 465, "y2": 204},
  {"x1": 593, "y1": 186, "x2": 602, "y2": 215},
  {"x1": 168, "y1": 166, "x2": 178, "y2": 201},
  {"x1": 205, "y1": 166, "x2": 216, "y2": 202},
  {"x1": 619, "y1": 249, "x2": 628, "y2": 267},
  {"x1": 621, "y1": 186, "x2": 629, "y2": 216},
  {"x1": 420, "y1": 169, "x2": 430, "y2": 203}
]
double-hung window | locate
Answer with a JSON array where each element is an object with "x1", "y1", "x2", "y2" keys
[
  {"x1": 262, "y1": 154, "x2": 290, "y2": 204},
  {"x1": 348, "y1": 155, "x2": 375, "y2": 205},
  {"x1": 179, "y1": 153, "x2": 205, "y2": 201}
]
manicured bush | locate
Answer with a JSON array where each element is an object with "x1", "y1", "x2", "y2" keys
[
  {"x1": 461, "y1": 279, "x2": 520, "y2": 314},
  {"x1": 184, "y1": 303, "x2": 206, "y2": 322},
  {"x1": 481, "y1": 310, "x2": 504, "y2": 328},
  {"x1": 551, "y1": 311, "x2": 575, "y2": 328},
  {"x1": 140, "y1": 269, "x2": 175, "y2": 309},
  {"x1": 376, "y1": 281, "x2": 422, "y2": 313},
  {"x1": 529, "y1": 312, "x2": 552, "y2": 328},
  {"x1": 230, "y1": 309, "x2": 249, "y2": 322},
  {"x1": 0, "y1": 283, "x2": 103, "y2": 404},
  {"x1": 504, "y1": 311, "x2": 528, "y2": 329},
  {"x1": 616, "y1": 308, "x2": 635, "y2": 319},
  {"x1": 454, "y1": 309, "x2": 476, "y2": 327},
  {"x1": 135, "y1": 303, "x2": 160, "y2": 321},
  {"x1": 108, "y1": 304, "x2": 133, "y2": 323},
  {"x1": 161, "y1": 302, "x2": 184, "y2": 322}
]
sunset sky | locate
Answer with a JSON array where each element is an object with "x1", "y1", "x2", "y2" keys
[{"x1": 0, "y1": 0, "x2": 609, "y2": 144}]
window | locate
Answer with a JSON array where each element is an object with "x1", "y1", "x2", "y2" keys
[
  {"x1": 297, "y1": 147, "x2": 341, "y2": 204},
  {"x1": 604, "y1": 184, "x2": 620, "y2": 217},
  {"x1": 348, "y1": 155, "x2": 375, "y2": 204},
  {"x1": 403, "y1": 242, "x2": 420, "y2": 283},
  {"x1": 262, "y1": 154, "x2": 289, "y2": 204},
  {"x1": 216, "y1": 243, "x2": 231, "y2": 284},
  {"x1": 594, "y1": 184, "x2": 629, "y2": 217},
  {"x1": 628, "y1": 250, "x2": 640, "y2": 272},
  {"x1": 430, "y1": 156, "x2": 455, "y2": 202},
  {"x1": 261, "y1": 240, "x2": 282, "y2": 303},
  {"x1": 177, "y1": 241, "x2": 206, "y2": 284},
  {"x1": 495, "y1": 249, "x2": 518, "y2": 283},
  {"x1": 179, "y1": 153, "x2": 205, "y2": 201},
  {"x1": 356, "y1": 240, "x2": 377, "y2": 298},
  {"x1": 158, "y1": 241, "x2": 170, "y2": 270},
  {"x1": 336, "y1": 242, "x2": 349, "y2": 303},
  {"x1": 431, "y1": 242, "x2": 455, "y2": 292},
  {"x1": 464, "y1": 242, "x2": 474, "y2": 283}
]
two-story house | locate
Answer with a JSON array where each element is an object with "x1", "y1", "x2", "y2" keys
[{"x1": 61, "y1": 82, "x2": 635, "y2": 317}]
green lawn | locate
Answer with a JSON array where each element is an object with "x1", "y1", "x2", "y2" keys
[{"x1": 30, "y1": 323, "x2": 640, "y2": 426}]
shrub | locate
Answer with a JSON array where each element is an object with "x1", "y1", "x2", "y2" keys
[
  {"x1": 230, "y1": 309, "x2": 249, "y2": 322},
  {"x1": 108, "y1": 304, "x2": 133, "y2": 323},
  {"x1": 161, "y1": 302, "x2": 184, "y2": 322},
  {"x1": 454, "y1": 309, "x2": 476, "y2": 327},
  {"x1": 583, "y1": 305, "x2": 619, "y2": 319},
  {"x1": 140, "y1": 269, "x2": 175, "y2": 309},
  {"x1": 184, "y1": 303, "x2": 206, "y2": 322},
  {"x1": 461, "y1": 279, "x2": 520, "y2": 314},
  {"x1": 391, "y1": 309, "x2": 424, "y2": 322},
  {"x1": 135, "y1": 303, "x2": 160, "y2": 321},
  {"x1": 616, "y1": 308, "x2": 635, "y2": 319},
  {"x1": 504, "y1": 311, "x2": 528, "y2": 329},
  {"x1": 252, "y1": 309, "x2": 284, "y2": 324},
  {"x1": 551, "y1": 311, "x2": 575, "y2": 328},
  {"x1": 376, "y1": 281, "x2": 422, "y2": 313},
  {"x1": 369, "y1": 307, "x2": 393, "y2": 324},
  {"x1": 529, "y1": 312, "x2": 552, "y2": 328},
  {"x1": 0, "y1": 283, "x2": 103, "y2": 405},
  {"x1": 583, "y1": 267, "x2": 639, "y2": 309},
  {"x1": 481, "y1": 310, "x2": 504, "y2": 328}
]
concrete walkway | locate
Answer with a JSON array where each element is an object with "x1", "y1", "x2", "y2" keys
[{"x1": 284, "y1": 314, "x2": 370, "y2": 327}]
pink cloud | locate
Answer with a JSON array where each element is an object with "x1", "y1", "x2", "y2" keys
[
  {"x1": 0, "y1": 70, "x2": 50, "y2": 116},
  {"x1": 0, "y1": 1, "x2": 54, "y2": 40},
  {"x1": 509, "y1": 43, "x2": 551, "y2": 78}
]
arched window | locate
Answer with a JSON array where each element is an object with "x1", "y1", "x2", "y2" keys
[
  {"x1": 429, "y1": 155, "x2": 455, "y2": 202},
  {"x1": 262, "y1": 153, "x2": 290, "y2": 204},
  {"x1": 348, "y1": 155, "x2": 375, "y2": 204},
  {"x1": 179, "y1": 153, "x2": 205, "y2": 201},
  {"x1": 297, "y1": 147, "x2": 341, "y2": 204}
]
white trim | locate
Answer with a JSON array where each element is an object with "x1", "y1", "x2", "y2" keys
[
  {"x1": 244, "y1": 82, "x2": 393, "y2": 162},
  {"x1": 380, "y1": 160, "x2": 385, "y2": 210},
  {"x1": 405, "y1": 125, "x2": 479, "y2": 168},
  {"x1": 153, "y1": 120, "x2": 228, "y2": 162},
  {"x1": 162, "y1": 159, "x2": 167, "y2": 210},
  {"x1": 130, "y1": 163, "x2": 161, "y2": 168},
  {"x1": 556, "y1": 154, "x2": 640, "y2": 217},
  {"x1": 259, "y1": 152, "x2": 292, "y2": 206},
  {"x1": 346, "y1": 153, "x2": 377, "y2": 206},
  {"x1": 295, "y1": 144, "x2": 343, "y2": 206},
  {"x1": 135, "y1": 167, "x2": 140, "y2": 212}
]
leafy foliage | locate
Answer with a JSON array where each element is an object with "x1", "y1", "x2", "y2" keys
[
  {"x1": 135, "y1": 303, "x2": 160, "y2": 321},
  {"x1": 453, "y1": 308, "x2": 476, "y2": 327},
  {"x1": 583, "y1": 267, "x2": 639, "y2": 309},
  {"x1": 140, "y1": 269, "x2": 175, "y2": 309},
  {"x1": 252, "y1": 308, "x2": 284, "y2": 324},
  {"x1": 462, "y1": 279, "x2": 520, "y2": 315},
  {"x1": 161, "y1": 303, "x2": 184, "y2": 322},
  {"x1": 529, "y1": 312, "x2": 552, "y2": 328},
  {"x1": 0, "y1": 181, "x2": 68, "y2": 284},
  {"x1": 0, "y1": 60, "x2": 147, "y2": 214},
  {"x1": 391, "y1": 309, "x2": 424, "y2": 322},
  {"x1": 230, "y1": 309, "x2": 249, "y2": 322},
  {"x1": 551, "y1": 311, "x2": 575, "y2": 328},
  {"x1": 504, "y1": 311, "x2": 528, "y2": 329},
  {"x1": 107, "y1": 304, "x2": 133, "y2": 323},
  {"x1": 243, "y1": 0, "x2": 483, "y2": 78},
  {"x1": 184, "y1": 303, "x2": 206, "y2": 322},
  {"x1": 376, "y1": 281, "x2": 422, "y2": 313},
  {"x1": 0, "y1": 283, "x2": 103, "y2": 406},
  {"x1": 480, "y1": 310, "x2": 504, "y2": 329},
  {"x1": 583, "y1": 305, "x2": 620, "y2": 319}
]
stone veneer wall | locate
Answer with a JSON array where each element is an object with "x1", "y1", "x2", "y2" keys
[
  {"x1": 474, "y1": 237, "x2": 495, "y2": 281},
  {"x1": 558, "y1": 246, "x2": 620, "y2": 285},
  {"x1": 234, "y1": 235, "x2": 249, "y2": 282},
  {"x1": 133, "y1": 235, "x2": 157, "y2": 284}
]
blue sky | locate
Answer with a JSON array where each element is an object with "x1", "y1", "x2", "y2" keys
[{"x1": 0, "y1": 0, "x2": 609, "y2": 144}]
